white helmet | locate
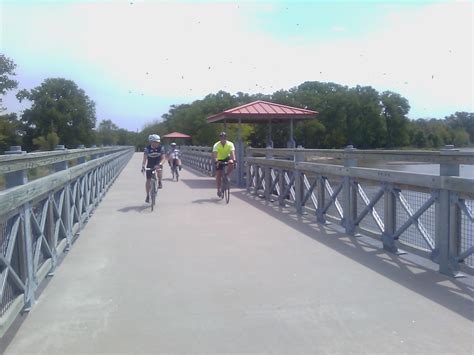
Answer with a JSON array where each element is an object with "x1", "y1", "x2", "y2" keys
[
  {"x1": 170, "y1": 142, "x2": 177, "y2": 146},
  {"x1": 148, "y1": 134, "x2": 160, "y2": 142}
]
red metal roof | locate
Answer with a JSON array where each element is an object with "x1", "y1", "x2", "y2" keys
[
  {"x1": 162, "y1": 132, "x2": 191, "y2": 138},
  {"x1": 207, "y1": 100, "x2": 318, "y2": 123}
]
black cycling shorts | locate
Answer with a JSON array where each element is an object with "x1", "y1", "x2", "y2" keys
[
  {"x1": 216, "y1": 158, "x2": 230, "y2": 171},
  {"x1": 146, "y1": 165, "x2": 161, "y2": 179}
]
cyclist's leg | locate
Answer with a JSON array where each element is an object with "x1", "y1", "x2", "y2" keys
[
  {"x1": 156, "y1": 166, "x2": 163, "y2": 188},
  {"x1": 216, "y1": 169, "x2": 223, "y2": 195},
  {"x1": 227, "y1": 161, "x2": 234, "y2": 175},
  {"x1": 145, "y1": 169, "x2": 152, "y2": 202}
]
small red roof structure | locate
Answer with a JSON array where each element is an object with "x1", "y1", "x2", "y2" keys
[
  {"x1": 162, "y1": 132, "x2": 191, "y2": 139},
  {"x1": 207, "y1": 100, "x2": 318, "y2": 123}
]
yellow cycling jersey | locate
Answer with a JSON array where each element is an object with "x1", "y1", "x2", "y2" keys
[{"x1": 213, "y1": 141, "x2": 235, "y2": 160}]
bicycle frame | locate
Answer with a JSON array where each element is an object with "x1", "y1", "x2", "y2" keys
[
  {"x1": 218, "y1": 162, "x2": 231, "y2": 203},
  {"x1": 145, "y1": 167, "x2": 162, "y2": 211}
]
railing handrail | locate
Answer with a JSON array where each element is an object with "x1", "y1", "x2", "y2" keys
[
  {"x1": 246, "y1": 157, "x2": 474, "y2": 197},
  {"x1": 247, "y1": 147, "x2": 474, "y2": 165},
  {"x1": 0, "y1": 149, "x2": 132, "y2": 216},
  {"x1": 181, "y1": 146, "x2": 212, "y2": 153},
  {"x1": 0, "y1": 146, "x2": 132, "y2": 174}
]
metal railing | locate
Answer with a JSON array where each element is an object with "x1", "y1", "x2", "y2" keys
[
  {"x1": 180, "y1": 146, "x2": 214, "y2": 176},
  {"x1": 0, "y1": 145, "x2": 134, "y2": 337},
  {"x1": 245, "y1": 146, "x2": 474, "y2": 277}
]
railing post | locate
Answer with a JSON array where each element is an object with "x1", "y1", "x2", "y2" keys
[
  {"x1": 246, "y1": 148, "x2": 253, "y2": 192},
  {"x1": 53, "y1": 145, "x2": 73, "y2": 249},
  {"x1": 264, "y1": 148, "x2": 273, "y2": 201},
  {"x1": 77, "y1": 144, "x2": 86, "y2": 164},
  {"x1": 53, "y1": 145, "x2": 68, "y2": 171},
  {"x1": 278, "y1": 168, "x2": 285, "y2": 207},
  {"x1": 342, "y1": 145, "x2": 357, "y2": 235},
  {"x1": 20, "y1": 203, "x2": 36, "y2": 311},
  {"x1": 4, "y1": 146, "x2": 36, "y2": 309},
  {"x1": 435, "y1": 145, "x2": 462, "y2": 277},
  {"x1": 294, "y1": 145, "x2": 304, "y2": 214},
  {"x1": 4, "y1": 146, "x2": 28, "y2": 188},
  {"x1": 316, "y1": 176, "x2": 326, "y2": 223},
  {"x1": 90, "y1": 145, "x2": 99, "y2": 160},
  {"x1": 382, "y1": 183, "x2": 398, "y2": 253}
]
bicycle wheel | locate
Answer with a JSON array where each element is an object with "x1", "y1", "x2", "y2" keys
[
  {"x1": 223, "y1": 175, "x2": 230, "y2": 203},
  {"x1": 150, "y1": 179, "x2": 157, "y2": 211}
]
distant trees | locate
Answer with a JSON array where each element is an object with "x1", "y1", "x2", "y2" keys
[
  {"x1": 0, "y1": 52, "x2": 472, "y2": 152},
  {"x1": 0, "y1": 55, "x2": 139, "y2": 152},
  {"x1": 154, "y1": 82, "x2": 472, "y2": 149},
  {"x1": 0, "y1": 54, "x2": 22, "y2": 153},
  {"x1": 0, "y1": 54, "x2": 18, "y2": 111},
  {"x1": 17, "y1": 78, "x2": 97, "y2": 150},
  {"x1": 0, "y1": 112, "x2": 22, "y2": 153}
]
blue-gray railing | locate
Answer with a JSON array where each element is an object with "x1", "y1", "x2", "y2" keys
[
  {"x1": 0, "y1": 145, "x2": 134, "y2": 337},
  {"x1": 246, "y1": 146, "x2": 474, "y2": 277},
  {"x1": 181, "y1": 145, "x2": 474, "y2": 276}
]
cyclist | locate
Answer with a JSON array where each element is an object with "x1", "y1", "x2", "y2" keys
[
  {"x1": 141, "y1": 134, "x2": 166, "y2": 203},
  {"x1": 167, "y1": 142, "x2": 182, "y2": 171},
  {"x1": 212, "y1": 131, "x2": 236, "y2": 197}
]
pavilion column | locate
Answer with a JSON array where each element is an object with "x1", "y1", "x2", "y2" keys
[
  {"x1": 287, "y1": 118, "x2": 296, "y2": 148},
  {"x1": 234, "y1": 118, "x2": 245, "y2": 187},
  {"x1": 267, "y1": 120, "x2": 274, "y2": 148}
]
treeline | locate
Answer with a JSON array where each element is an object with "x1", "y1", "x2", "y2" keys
[
  {"x1": 143, "y1": 83, "x2": 473, "y2": 149},
  {"x1": 1, "y1": 54, "x2": 472, "y2": 153},
  {"x1": 0, "y1": 54, "x2": 140, "y2": 153}
]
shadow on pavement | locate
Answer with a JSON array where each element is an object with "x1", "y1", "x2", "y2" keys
[
  {"x1": 181, "y1": 178, "x2": 215, "y2": 189},
  {"x1": 233, "y1": 190, "x2": 474, "y2": 322},
  {"x1": 117, "y1": 204, "x2": 150, "y2": 213},
  {"x1": 191, "y1": 197, "x2": 222, "y2": 204}
]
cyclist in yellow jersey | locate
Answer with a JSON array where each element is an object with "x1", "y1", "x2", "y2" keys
[{"x1": 212, "y1": 132, "x2": 236, "y2": 197}]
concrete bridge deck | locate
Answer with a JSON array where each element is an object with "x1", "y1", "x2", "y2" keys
[{"x1": 2, "y1": 153, "x2": 473, "y2": 354}]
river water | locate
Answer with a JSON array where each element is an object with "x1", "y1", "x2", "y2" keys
[{"x1": 344, "y1": 148, "x2": 473, "y2": 178}]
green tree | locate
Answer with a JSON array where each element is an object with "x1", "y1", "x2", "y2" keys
[
  {"x1": 451, "y1": 128, "x2": 470, "y2": 146},
  {"x1": 32, "y1": 131, "x2": 60, "y2": 151},
  {"x1": 0, "y1": 113, "x2": 22, "y2": 153},
  {"x1": 0, "y1": 54, "x2": 18, "y2": 111},
  {"x1": 17, "y1": 78, "x2": 96, "y2": 150},
  {"x1": 380, "y1": 91, "x2": 410, "y2": 148},
  {"x1": 97, "y1": 119, "x2": 119, "y2": 145},
  {"x1": 446, "y1": 112, "x2": 473, "y2": 144}
]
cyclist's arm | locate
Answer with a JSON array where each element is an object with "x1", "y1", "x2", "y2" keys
[
  {"x1": 212, "y1": 150, "x2": 218, "y2": 162},
  {"x1": 142, "y1": 151, "x2": 148, "y2": 167},
  {"x1": 160, "y1": 151, "x2": 168, "y2": 166},
  {"x1": 230, "y1": 149, "x2": 236, "y2": 162}
]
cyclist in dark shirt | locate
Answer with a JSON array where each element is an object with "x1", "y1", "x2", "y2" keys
[{"x1": 141, "y1": 134, "x2": 166, "y2": 203}]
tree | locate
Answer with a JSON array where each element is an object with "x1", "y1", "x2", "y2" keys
[
  {"x1": 446, "y1": 112, "x2": 473, "y2": 144},
  {"x1": 97, "y1": 119, "x2": 119, "y2": 145},
  {"x1": 0, "y1": 54, "x2": 18, "y2": 111},
  {"x1": 17, "y1": 78, "x2": 96, "y2": 150},
  {"x1": 380, "y1": 91, "x2": 410, "y2": 148},
  {"x1": 0, "y1": 113, "x2": 22, "y2": 153},
  {"x1": 32, "y1": 131, "x2": 60, "y2": 151}
]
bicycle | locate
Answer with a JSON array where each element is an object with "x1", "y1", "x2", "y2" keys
[
  {"x1": 145, "y1": 166, "x2": 162, "y2": 211},
  {"x1": 170, "y1": 159, "x2": 180, "y2": 182},
  {"x1": 217, "y1": 161, "x2": 232, "y2": 204}
]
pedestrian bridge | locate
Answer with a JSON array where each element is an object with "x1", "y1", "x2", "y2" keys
[{"x1": 0, "y1": 147, "x2": 473, "y2": 354}]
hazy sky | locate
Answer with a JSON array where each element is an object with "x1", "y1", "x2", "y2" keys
[{"x1": 1, "y1": 0, "x2": 473, "y2": 131}]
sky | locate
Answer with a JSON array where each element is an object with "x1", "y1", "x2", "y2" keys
[{"x1": 1, "y1": 0, "x2": 473, "y2": 132}]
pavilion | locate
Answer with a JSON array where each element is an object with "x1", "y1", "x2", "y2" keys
[{"x1": 207, "y1": 100, "x2": 318, "y2": 186}]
